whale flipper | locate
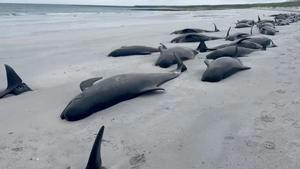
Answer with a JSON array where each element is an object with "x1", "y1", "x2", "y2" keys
[
  {"x1": 0, "y1": 64, "x2": 31, "y2": 98},
  {"x1": 86, "y1": 126, "x2": 105, "y2": 169},
  {"x1": 172, "y1": 53, "x2": 187, "y2": 74},
  {"x1": 80, "y1": 77, "x2": 103, "y2": 91},
  {"x1": 139, "y1": 87, "x2": 165, "y2": 96}
]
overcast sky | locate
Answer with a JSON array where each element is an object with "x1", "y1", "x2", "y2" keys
[{"x1": 0, "y1": 0, "x2": 287, "y2": 6}]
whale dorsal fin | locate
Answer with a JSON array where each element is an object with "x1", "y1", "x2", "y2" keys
[
  {"x1": 0, "y1": 64, "x2": 31, "y2": 98},
  {"x1": 80, "y1": 77, "x2": 103, "y2": 91},
  {"x1": 86, "y1": 126, "x2": 105, "y2": 169},
  {"x1": 5, "y1": 64, "x2": 23, "y2": 89},
  {"x1": 159, "y1": 43, "x2": 167, "y2": 49},
  {"x1": 213, "y1": 23, "x2": 220, "y2": 32},
  {"x1": 226, "y1": 27, "x2": 231, "y2": 39},
  {"x1": 197, "y1": 41, "x2": 208, "y2": 53}
]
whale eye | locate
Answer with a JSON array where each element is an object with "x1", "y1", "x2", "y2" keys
[{"x1": 16, "y1": 85, "x2": 23, "y2": 89}]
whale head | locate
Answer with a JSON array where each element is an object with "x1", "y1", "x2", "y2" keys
[{"x1": 60, "y1": 93, "x2": 94, "y2": 121}]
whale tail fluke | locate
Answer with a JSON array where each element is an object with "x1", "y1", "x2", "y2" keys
[
  {"x1": 0, "y1": 64, "x2": 31, "y2": 98},
  {"x1": 86, "y1": 126, "x2": 105, "y2": 169}
]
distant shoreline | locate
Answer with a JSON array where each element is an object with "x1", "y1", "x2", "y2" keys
[
  {"x1": 132, "y1": 1, "x2": 300, "y2": 11},
  {"x1": 0, "y1": 1, "x2": 300, "y2": 12}
]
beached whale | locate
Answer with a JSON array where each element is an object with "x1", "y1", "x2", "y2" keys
[
  {"x1": 257, "y1": 22, "x2": 275, "y2": 29},
  {"x1": 244, "y1": 36, "x2": 277, "y2": 48},
  {"x1": 171, "y1": 33, "x2": 223, "y2": 43},
  {"x1": 155, "y1": 43, "x2": 198, "y2": 68},
  {"x1": 108, "y1": 46, "x2": 159, "y2": 57},
  {"x1": 206, "y1": 45, "x2": 259, "y2": 60},
  {"x1": 60, "y1": 56, "x2": 187, "y2": 121},
  {"x1": 225, "y1": 26, "x2": 253, "y2": 41},
  {"x1": 235, "y1": 22, "x2": 253, "y2": 28},
  {"x1": 202, "y1": 57, "x2": 251, "y2": 82},
  {"x1": 0, "y1": 64, "x2": 31, "y2": 99},
  {"x1": 197, "y1": 38, "x2": 264, "y2": 53},
  {"x1": 258, "y1": 15, "x2": 275, "y2": 25},
  {"x1": 259, "y1": 26, "x2": 278, "y2": 36},
  {"x1": 236, "y1": 19, "x2": 255, "y2": 25},
  {"x1": 171, "y1": 23, "x2": 220, "y2": 34}
]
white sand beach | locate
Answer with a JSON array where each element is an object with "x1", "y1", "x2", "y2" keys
[{"x1": 0, "y1": 8, "x2": 300, "y2": 169}]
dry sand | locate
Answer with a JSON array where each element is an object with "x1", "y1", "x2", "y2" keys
[{"x1": 0, "y1": 8, "x2": 300, "y2": 169}]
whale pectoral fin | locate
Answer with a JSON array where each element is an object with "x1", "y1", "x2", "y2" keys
[
  {"x1": 138, "y1": 52, "x2": 152, "y2": 55},
  {"x1": 160, "y1": 43, "x2": 167, "y2": 49},
  {"x1": 80, "y1": 77, "x2": 103, "y2": 91},
  {"x1": 139, "y1": 87, "x2": 165, "y2": 95},
  {"x1": 240, "y1": 66, "x2": 251, "y2": 70},
  {"x1": 86, "y1": 126, "x2": 104, "y2": 169}
]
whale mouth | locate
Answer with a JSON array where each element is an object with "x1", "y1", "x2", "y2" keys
[{"x1": 60, "y1": 113, "x2": 65, "y2": 119}]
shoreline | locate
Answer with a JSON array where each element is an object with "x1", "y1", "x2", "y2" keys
[{"x1": 0, "y1": 8, "x2": 300, "y2": 169}]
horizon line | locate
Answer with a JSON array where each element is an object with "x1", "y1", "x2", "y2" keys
[{"x1": 0, "y1": 1, "x2": 292, "y2": 7}]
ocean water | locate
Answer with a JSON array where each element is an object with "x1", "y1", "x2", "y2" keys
[
  {"x1": 0, "y1": 3, "x2": 132, "y2": 16},
  {"x1": 0, "y1": 3, "x2": 230, "y2": 38},
  {"x1": 0, "y1": 3, "x2": 187, "y2": 38}
]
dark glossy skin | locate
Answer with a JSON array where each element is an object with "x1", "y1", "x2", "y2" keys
[
  {"x1": 259, "y1": 26, "x2": 278, "y2": 36},
  {"x1": 171, "y1": 33, "x2": 223, "y2": 43},
  {"x1": 235, "y1": 23, "x2": 253, "y2": 28},
  {"x1": 60, "y1": 61, "x2": 186, "y2": 121},
  {"x1": 86, "y1": 126, "x2": 104, "y2": 169},
  {"x1": 171, "y1": 24, "x2": 220, "y2": 34},
  {"x1": 108, "y1": 46, "x2": 159, "y2": 57},
  {"x1": 0, "y1": 64, "x2": 31, "y2": 98},
  {"x1": 237, "y1": 20, "x2": 255, "y2": 25},
  {"x1": 257, "y1": 22, "x2": 275, "y2": 29},
  {"x1": 155, "y1": 46, "x2": 198, "y2": 68},
  {"x1": 245, "y1": 37, "x2": 277, "y2": 48},
  {"x1": 206, "y1": 46, "x2": 258, "y2": 60},
  {"x1": 202, "y1": 57, "x2": 250, "y2": 82},
  {"x1": 197, "y1": 38, "x2": 264, "y2": 53},
  {"x1": 225, "y1": 27, "x2": 252, "y2": 41}
]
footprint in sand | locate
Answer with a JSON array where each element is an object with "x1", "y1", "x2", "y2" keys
[
  {"x1": 129, "y1": 154, "x2": 146, "y2": 169},
  {"x1": 11, "y1": 147, "x2": 23, "y2": 152},
  {"x1": 291, "y1": 99, "x2": 300, "y2": 105},
  {"x1": 263, "y1": 141, "x2": 276, "y2": 150},
  {"x1": 245, "y1": 140, "x2": 259, "y2": 148},
  {"x1": 275, "y1": 89, "x2": 286, "y2": 94},
  {"x1": 288, "y1": 66, "x2": 296, "y2": 70},
  {"x1": 261, "y1": 115, "x2": 275, "y2": 123},
  {"x1": 291, "y1": 121, "x2": 300, "y2": 128}
]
